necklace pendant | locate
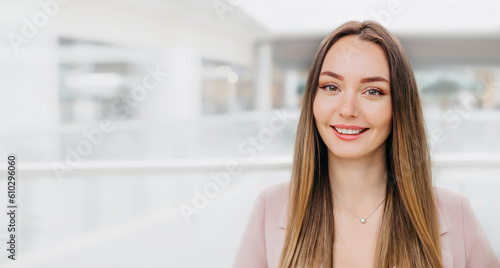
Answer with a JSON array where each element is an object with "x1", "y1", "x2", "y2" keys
[{"x1": 360, "y1": 218, "x2": 366, "y2": 224}]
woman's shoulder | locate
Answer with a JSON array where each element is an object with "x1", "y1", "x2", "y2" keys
[
  {"x1": 432, "y1": 187, "x2": 500, "y2": 267},
  {"x1": 432, "y1": 186, "x2": 482, "y2": 242},
  {"x1": 432, "y1": 186, "x2": 469, "y2": 223},
  {"x1": 261, "y1": 184, "x2": 467, "y2": 205},
  {"x1": 258, "y1": 180, "x2": 290, "y2": 209},
  {"x1": 433, "y1": 186, "x2": 466, "y2": 207},
  {"x1": 253, "y1": 180, "x2": 290, "y2": 225},
  {"x1": 260, "y1": 184, "x2": 468, "y2": 214},
  {"x1": 261, "y1": 180, "x2": 290, "y2": 198}
]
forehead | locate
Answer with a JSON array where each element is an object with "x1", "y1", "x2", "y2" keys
[{"x1": 321, "y1": 35, "x2": 390, "y2": 80}]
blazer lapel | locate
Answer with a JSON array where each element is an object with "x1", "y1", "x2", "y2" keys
[
  {"x1": 278, "y1": 201, "x2": 288, "y2": 229},
  {"x1": 437, "y1": 206, "x2": 453, "y2": 268},
  {"x1": 437, "y1": 205, "x2": 448, "y2": 236}
]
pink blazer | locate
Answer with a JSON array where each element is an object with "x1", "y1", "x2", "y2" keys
[{"x1": 233, "y1": 181, "x2": 500, "y2": 268}]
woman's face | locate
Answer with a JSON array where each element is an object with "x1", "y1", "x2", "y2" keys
[{"x1": 313, "y1": 35, "x2": 392, "y2": 160}]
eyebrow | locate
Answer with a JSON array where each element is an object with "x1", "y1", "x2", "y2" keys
[{"x1": 320, "y1": 71, "x2": 389, "y2": 83}]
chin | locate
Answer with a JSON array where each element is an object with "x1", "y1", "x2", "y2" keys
[{"x1": 329, "y1": 148, "x2": 366, "y2": 159}]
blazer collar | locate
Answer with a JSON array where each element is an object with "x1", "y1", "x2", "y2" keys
[{"x1": 278, "y1": 200, "x2": 449, "y2": 236}]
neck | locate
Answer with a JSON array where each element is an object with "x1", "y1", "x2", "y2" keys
[{"x1": 328, "y1": 145, "x2": 387, "y2": 208}]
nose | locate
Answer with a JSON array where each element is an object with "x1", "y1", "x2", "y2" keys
[{"x1": 339, "y1": 90, "x2": 359, "y2": 118}]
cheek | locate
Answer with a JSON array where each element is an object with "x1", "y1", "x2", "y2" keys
[
  {"x1": 312, "y1": 96, "x2": 322, "y2": 121},
  {"x1": 365, "y1": 101, "x2": 392, "y2": 131},
  {"x1": 313, "y1": 95, "x2": 335, "y2": 122},
  {"x1": 381, "y1": 110, "x2": 392, "y2": 134},
  {"x1": 382, "y1": 101, "x2": 393, "y2": 129}
]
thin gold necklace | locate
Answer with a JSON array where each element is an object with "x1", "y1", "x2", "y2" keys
[{"x1": 332, "y1": 190, "x2": 385, "y2": 224}]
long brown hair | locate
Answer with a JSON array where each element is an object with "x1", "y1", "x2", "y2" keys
[{"x1": 279, "y1": 21, "x2": 443, "y2": 268}]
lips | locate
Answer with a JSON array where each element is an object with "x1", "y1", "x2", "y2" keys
[
  {"x1": 331, "y1": 124, "x2": 368, "y2": 130},
  {"x1": 330, "y1": 125, "x2": 370, "y2": 141},
  {"x1": 333, "y1": 127, "x2": 369, "y2": 135}
]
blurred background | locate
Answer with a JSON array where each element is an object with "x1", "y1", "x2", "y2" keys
[{"x1": 0, "y1": 0, "x2": 499, "y2": 267}]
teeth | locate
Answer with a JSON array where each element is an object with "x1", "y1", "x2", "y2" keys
[{"x1": 334, "y1": 127, "x2": 366, "y2": 135}]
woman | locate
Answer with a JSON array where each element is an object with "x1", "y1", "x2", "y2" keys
[{"x1": 233, "y1": 21, "x2": 499, "y2": 268}]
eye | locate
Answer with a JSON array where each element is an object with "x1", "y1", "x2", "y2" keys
[
  {"x1": 366, "y1": 88, "x2": 384, "y2": 96},
  {"x1": 320, "y1": 84, "x2": 340, "y2": 92}
]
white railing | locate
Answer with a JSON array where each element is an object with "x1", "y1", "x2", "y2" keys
[{"x1": 6, "y1": 153, "x2": 500, "y2": 176}]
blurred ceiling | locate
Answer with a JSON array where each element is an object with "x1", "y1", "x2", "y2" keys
[
  {"x1": 238, "y1": 0, "x2": 500, "y2": 36},
  {"x1": 271, "y1": 35, "x2": 500, "y2": 70}
]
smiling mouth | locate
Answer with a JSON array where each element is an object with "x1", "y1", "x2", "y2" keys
[{"x1": 332, "y1": 126, "x2": 369, "y2": 135}]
